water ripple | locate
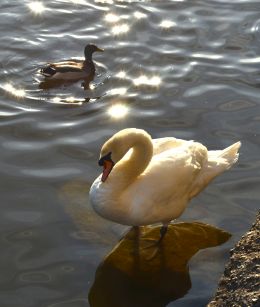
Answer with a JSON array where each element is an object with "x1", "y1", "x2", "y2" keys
[{"x1": 0, "y1": 0, "x2": 260, "y2": 306}]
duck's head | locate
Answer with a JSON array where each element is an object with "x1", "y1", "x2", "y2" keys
[{"x1": 84, "y1": 44, "x2": 104, "y2": 60}]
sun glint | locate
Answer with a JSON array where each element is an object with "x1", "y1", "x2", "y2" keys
[
  {"x1": 71, "y1": 0, "x2": 86, "y2": 4},
  {"x1": 133, "y1": 11, "x2": 147, "y2": 19},
  {"x1": 108, "y1": 87, "x2": 127, "y2": 95},
  {"x1": 111, "y1": 24, "x2": 129, "y2": 35},
  {"x1": 65, "y1": 96, "x2": 76, "y2": 103},
  {"x1": 4, "y1": 83, "x2": 26, "y2": 98},
  {"x1": 160, "y1": 20, "x2": 176, "y2": 29},
  {"x1": 105, "y1": 13, "x2": 120, "y2": 23},
  {"x1": 133, "y1": 75, "x2": 161, "y2": 87},
  {"x1": 108, "y1": 104, "x2": 129, "y2": 119},
  {"x1": 27, "y1": 1, "x2": 45, "y2": 14},
  {"x1": 116, "y1": 71, "x2": 127, "y2": 79},
  {"x1": 52, "y1": 97, "x2": 61, "y2": 104}
]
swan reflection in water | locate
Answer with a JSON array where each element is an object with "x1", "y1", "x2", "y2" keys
[{"x1": 89, "y1": 222, "x2": 231, "y2": 307}]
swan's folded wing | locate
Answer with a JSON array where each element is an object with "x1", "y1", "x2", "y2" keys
[
  {"x1": 120, "y1": 142, "x2": 208, "y2": 223},
  {"x1": 152, "y1": 137, "x2": 191, "y2": 156}
]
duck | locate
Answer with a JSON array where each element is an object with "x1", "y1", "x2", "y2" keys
[
  {"x1": 89, "y1": 128, "x2": 241, "y2": 242},
  {"x1": 40, "y1": 44, "x2": 103, "y2": 89}
]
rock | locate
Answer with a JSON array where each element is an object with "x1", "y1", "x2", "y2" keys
[{"x1": 208, "y1": 211, "x2": 260, "y2": 307}]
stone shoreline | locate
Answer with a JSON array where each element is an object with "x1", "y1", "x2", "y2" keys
[{"x1": 208, "y1": 211, "x2": 260, "y2": 306}]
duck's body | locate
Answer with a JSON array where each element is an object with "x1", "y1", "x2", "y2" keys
[
  {"x1": 89, "y1": 129, "x2": 241, "y2": 227},
  {"x1": 40, "y1": 44, "x2": 103, "y2": 86}
]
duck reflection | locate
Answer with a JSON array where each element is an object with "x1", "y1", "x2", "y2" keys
[
  {"x1": 38, "y1": 77, "x2": 96, "y2": 91},
  {"x1": 89, "y1": 222, "x2": 230, "y2": 307}
]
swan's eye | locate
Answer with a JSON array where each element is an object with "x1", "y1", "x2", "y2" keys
[{"x1": 98, "y1": 152, "x2": 113, "y2": 166}]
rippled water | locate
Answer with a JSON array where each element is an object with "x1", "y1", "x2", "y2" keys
[{"x1": 1, "y1": 0, "x2": 259, "y2": 306}]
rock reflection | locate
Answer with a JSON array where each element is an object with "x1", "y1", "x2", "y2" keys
[{"x1": 89, "y1": 222, "x2": 231, "y2": 307}]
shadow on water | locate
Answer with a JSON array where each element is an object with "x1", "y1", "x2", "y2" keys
[{"x1": 89, "y1": 223, "x2": 231, "y2": 307}]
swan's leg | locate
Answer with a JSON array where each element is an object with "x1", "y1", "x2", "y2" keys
[{"x1": 158, "y1": 223, "x2": 169, "y2": 244}]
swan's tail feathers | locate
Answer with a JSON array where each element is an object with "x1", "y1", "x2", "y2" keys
[
  {"x1": 217, "y1": 141, "x2": 241, "y2": 168},
  {"x1": 219, "y1": 141, "x2": 241, "y2": 164},
  {"x1": 189, "y1": 141, "x2": 241, "y2": 199}
]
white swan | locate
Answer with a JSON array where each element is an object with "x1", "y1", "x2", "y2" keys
[{"x1": 89, "y1": 128, "x2": 241, "y2": 240}]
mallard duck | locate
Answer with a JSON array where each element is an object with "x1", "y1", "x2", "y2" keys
[
  {"x1": 40, "y1": 44, "x2": 103, "y2": 88},
  {"x1": 89, "y1": 128, "x2": 241, "y2": 242}
]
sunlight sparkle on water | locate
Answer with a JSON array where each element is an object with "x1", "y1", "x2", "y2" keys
[
  {"x1": 70, "y1": 0, "x2": 86, "y2": 4},
  {"x1": 108, "y1": 87, "x2": 127, "y2": 95},
  {"x1": 160, "y1": 20, "x2": 176, "y2": 28},
  {"x1": 133, "y1": 11, "x2": 147, "y2": 19},
  {"x1": 111, "y1": 24, "x2": 129, "y2": 35},
  {"x1": 95, "y1": 0, "x2": 114, "y2": 3},
  {"x1": 4, "y1": 83, "x2": 26, "y2": 98},
  {"x1": 105, "y1": 13, "x2": 120, "y2": 23},
  {"x1": 52, "y1": 97, "x2": 61, "y2": 104},
  {"x1": 108, "y1": 104, "x2": 129, "y2": 119},
  {"x1": 116, "y1": 71, "x2": 127, "y2": 79},
  {"x1": 66, "y1": 96, "x2": 76, "y2": 103},
  {"x1": 27, "y1": 1, "x2": 45, "y2": 14},
  {"x1": 133, "y1": 75, "x2": 161, "y2": 87}
]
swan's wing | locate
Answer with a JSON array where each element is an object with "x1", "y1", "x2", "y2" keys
[
  {"x1": 120, "y1": 141, "x2": 208, "y2": 224},
  {"x1": 122, "y1": 137, "x2": 190, "y2": 161},
  {"x1": 152, "y1": 137, "x2": 191, "y2": 156}
]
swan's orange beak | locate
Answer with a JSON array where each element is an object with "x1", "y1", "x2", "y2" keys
[{"x1": 101, "y1": 160, "x2": 114, "y2": 182}]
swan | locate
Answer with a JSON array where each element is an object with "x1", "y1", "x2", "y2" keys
[{"x1": 89, "y1": 128, "x2": 241, "y2": 241}]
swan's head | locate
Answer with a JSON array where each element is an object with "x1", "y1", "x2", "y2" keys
[
  {"x1": 98, "y1": 135, "x2": 128, "y2": 182},
  {"x1": 98, "y1": 129, "x2": 143, "y2": 182}
]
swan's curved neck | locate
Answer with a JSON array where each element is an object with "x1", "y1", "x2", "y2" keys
[{"x1": 111, "y1": 131, "x2": 153, "y2": 189}]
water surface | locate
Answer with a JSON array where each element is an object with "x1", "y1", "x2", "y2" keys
[{"x1": 0, "y1": 0, "x2": 259, "y2": 306}]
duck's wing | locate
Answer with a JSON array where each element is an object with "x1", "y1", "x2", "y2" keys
[
  {"x1": 53, "y1": 65, "x2": 84, "y2": 73},
  {"x1": 40, "y1": 63, "x2": 83, "y2": 77},
  {"x1": 152, "y1": 137, "x2": 190, "y2": 156},
  {"x1": 50, "y1": 60, "x2": 83, "y2": 66}
]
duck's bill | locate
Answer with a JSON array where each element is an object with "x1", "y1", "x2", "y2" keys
[
  {"x1": 101, "y1": 160, "x2": 114, "y2": 182},
  {"x1": 97, "y1": 47, "x2": 104, "y2": 52}
]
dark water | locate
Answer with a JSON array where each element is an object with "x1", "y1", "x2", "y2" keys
[{"x1": 0, "y1": 0, "x2": 259, "y2": 306}]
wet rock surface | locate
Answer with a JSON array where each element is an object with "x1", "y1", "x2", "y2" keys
[{"x1": 208, "y1": 211, "x2": 260, "y2": 306}]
